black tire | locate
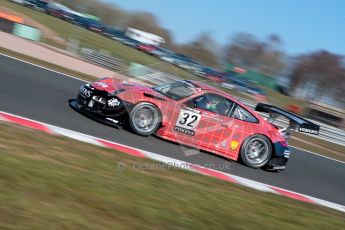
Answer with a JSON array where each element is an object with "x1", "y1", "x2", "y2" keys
[
  {"x1": 240, "y1": 134, "x2": 272, "y2": 168},
  {"x1": 128, "y1": 102, "x2": 161, "y2": 136}
]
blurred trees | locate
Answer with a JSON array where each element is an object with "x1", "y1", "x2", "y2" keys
[
  {"x1": 290, "y1": 51, "x2": 345, "y2": 105},
  {"x1": 54, "y1": 0, "x2": 125, "y2": 24},
  {"x1": 55, "y1": 0, "x2": 216, "y2": 63},
  {"x1": 175, "y1": 33, "x2": 219, "y2": 68},
  {"x1": 224, "y1": 33, "x2": 285, "y2": 76},
  {"x1": 54, "y1": 0, "x2": 175, "y2": 48}
]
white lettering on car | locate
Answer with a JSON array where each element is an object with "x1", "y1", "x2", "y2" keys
[
  {"x1": 298, "y1": 127, "x2": 318, "y2": 135},
  {"x1": 108, "y1": 98, "x2": 121, "y2": 107},
  {"x1": 80, "y1": 87, "x2": 91, "y2": 97}
]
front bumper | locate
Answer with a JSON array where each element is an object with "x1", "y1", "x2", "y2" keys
[{"x1": 70, "y1": 84, "x2": 128, "y2": 127}]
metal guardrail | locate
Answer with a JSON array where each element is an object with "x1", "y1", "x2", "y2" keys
[
  {"x1": 80, "y1": 48, "x2": 127, "y2": 72},
  {"x1": 127, "y1": 62, "x2": 182, "y2": 85}
]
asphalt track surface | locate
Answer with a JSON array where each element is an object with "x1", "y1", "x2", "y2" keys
[{"x1": 1, "y1": 54, "x2": 345, "y2": 205}]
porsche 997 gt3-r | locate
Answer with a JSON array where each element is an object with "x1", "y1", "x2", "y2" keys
[{"x1": 69, "y1": 78, "x2": 320, "y2": 171}]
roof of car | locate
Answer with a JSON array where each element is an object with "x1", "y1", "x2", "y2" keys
[{"x1": 187, "y1": 80, "x2": 238, "y2": 100}]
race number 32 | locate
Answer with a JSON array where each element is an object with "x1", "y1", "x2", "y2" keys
[{"x1": 175, "y1": 109, "x2": 201, "y2": 135}]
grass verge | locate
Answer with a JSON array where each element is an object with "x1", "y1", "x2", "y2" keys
[{"x1": 0, "y1": 122, "x2": 344, "y2": 229}]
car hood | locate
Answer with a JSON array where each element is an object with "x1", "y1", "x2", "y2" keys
[{"x1": 91, "y1": 78, "x2": 159, "y2": 95}]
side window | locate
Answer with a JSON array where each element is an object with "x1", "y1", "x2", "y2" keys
[
  {"x1": 189, "y1": 93, "x2": 234, "y2": 116},
  {"x1": 233, "y1": 105, "x2": 258, "y2": 123}
]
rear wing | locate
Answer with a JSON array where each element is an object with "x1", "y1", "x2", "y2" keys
[{"x1": 255, "y1": 103, "x2": 320, "y2": 135}]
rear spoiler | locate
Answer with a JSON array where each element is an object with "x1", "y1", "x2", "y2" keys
[{"x1": 255, "y1": 103, "x2": 320, "y2": 135}]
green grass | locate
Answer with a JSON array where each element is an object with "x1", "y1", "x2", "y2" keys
[{"x1": 0, "y1": 123, "x2": 344, "y2": 230}]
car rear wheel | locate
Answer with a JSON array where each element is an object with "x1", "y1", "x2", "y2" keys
[
  {"x1": 240, "y1": 135, "x2": 272, "y2": 168},
  {"x1": 129, "y1": 102, "x2": 161, "y2": 136}
]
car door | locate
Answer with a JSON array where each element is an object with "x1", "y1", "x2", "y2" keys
[{"x1": 173, "y1": 93, "x2": 238, "y2": 156}]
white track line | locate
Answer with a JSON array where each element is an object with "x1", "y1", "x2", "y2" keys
[
  {"x1": 0, "y1": 52, "x2": 88, "y2": 83},
  {"x1": 291, "y1": 146, "x2": 345, "y2": 164}
]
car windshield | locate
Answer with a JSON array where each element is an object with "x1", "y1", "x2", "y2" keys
[{"x1": 152, "y1": 81, "x2": 200, "y2": 100}]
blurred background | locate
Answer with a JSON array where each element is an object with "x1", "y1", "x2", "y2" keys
[{"x1": 1, "y1": 0, "x2": 345, "y2": 128}]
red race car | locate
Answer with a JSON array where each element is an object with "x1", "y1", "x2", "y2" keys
[{"x1": 70, "y1": 79, "x2": 319, "y2": 171}]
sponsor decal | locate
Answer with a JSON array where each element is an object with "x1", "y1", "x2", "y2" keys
[
  {"x1": 174, "y1": 109, "x2": 201, "y2": 136},
  {"x1": 108, "y1": 98, "x2": 121, "y2": 107},
  {"x1": 174, "y1": 126, "x2": 195, "y2": 136},
  {"x1": 230, "y1": 141, "x2": 239, "y2": 150},
  {"x1": 80, "y1": 86, "x2": 91, "y2": 98},
  {"x1": 106, "y1": 118, "x2": 119, "y2": 124},
  {"x1": 143, "y1": 93, "x2": 167, "y2": 101},
  {"x1": 221, "y1": 140, "x2": 228, "y2": 148},
  {"x1": 298, "y1": 127, "x2": 319, "y2": 135},
  {"x1": 88, "y1": 100, "x2": 94, "y2": 107}
]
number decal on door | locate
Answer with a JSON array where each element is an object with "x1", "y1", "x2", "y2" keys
[
  {"x1": 175, "y1": 109, "x2": 201, "y2": 135},
  {"x1": 179, "y1": 113, "x2": 199, "y2": 127}
]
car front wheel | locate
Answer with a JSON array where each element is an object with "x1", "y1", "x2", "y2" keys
[
  {"x1": 240, "y1": 135, "x2": 272, "y2": 168},
  {"x1": 129, "y1": 102, "x2": 161, "y2": 136}
]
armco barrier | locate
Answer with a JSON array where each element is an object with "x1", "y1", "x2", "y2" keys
[
  {"x1": 128, "y1": 62, "x2": 182, "y2": 85},
  {"x1": 79, "y1": 49, "x2": 181, "y2": 85},
  {"x1": 80, "y1": 48, "x2": 127, "y2": 72}
]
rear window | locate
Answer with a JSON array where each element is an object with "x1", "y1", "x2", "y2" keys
[{"x1": 232, "y1": 105, "x2": 259, "y2": 123}]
